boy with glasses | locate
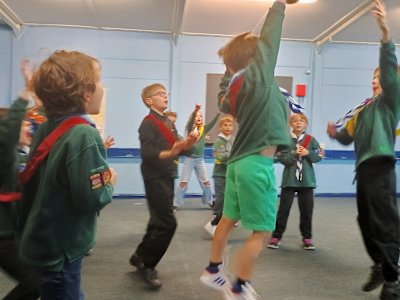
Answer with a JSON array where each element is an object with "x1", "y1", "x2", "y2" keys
[{"x1": 129, "y1": 83, "x2": 197, "y2": 289}]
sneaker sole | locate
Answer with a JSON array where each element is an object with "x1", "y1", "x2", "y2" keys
[
  {"x1": 199, "y1": 273, "x2": 231, "y2": 291},
  {"x1": 267, "y1": 244, "x2": 279, "y2": 249}
]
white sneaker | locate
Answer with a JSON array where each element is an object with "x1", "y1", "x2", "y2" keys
[
  {"x1": 200, "y1": 266, "x2": 230, "y2": 291},
  {"x1": 223, "y1": 283, "x2": 260, "y2": 300},
  {"x1": 204, "y1": 221, "x2": 216, "y2": 237}
]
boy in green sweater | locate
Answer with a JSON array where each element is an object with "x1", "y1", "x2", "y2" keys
[
  {"x1": 268, "y1": 113, "x2": 322, "y2": 250},
  {"x1": 19, "y1": 50, "x2": 117, "y2": 300},
  {"x1": 327, "y1": 1, "x2": 400, "y2": 299},
  {"x1": 200, "y1": 1, "x2": 295, "y2": 299}
]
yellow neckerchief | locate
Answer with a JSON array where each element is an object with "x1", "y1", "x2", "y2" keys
[
  {"x1": 345, "y1": 114, "x2": 358, "y2": 138},
  {"x1": 195, "y1": 125, "x2": 204, "y2": 141}
]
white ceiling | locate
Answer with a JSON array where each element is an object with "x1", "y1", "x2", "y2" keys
[{"x1": 1, "y1": 0, "x2": 399, "y2": 45}]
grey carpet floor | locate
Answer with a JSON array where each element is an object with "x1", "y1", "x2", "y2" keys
[{"x1": 0, "y1": 197, "x2": 390, "y2": 299}]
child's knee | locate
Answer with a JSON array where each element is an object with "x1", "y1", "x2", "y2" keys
[{"x1": 179, "y1": 181, "x2": 188, "y2": 189}]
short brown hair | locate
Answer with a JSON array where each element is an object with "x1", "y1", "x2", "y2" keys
[
  {"x1": 31, "y1": 50, "x2": 99, "y2": 117},
  {"x1": 218, "y1": 32, "x2": 258, "y2": 72},
  {"x1": 141, "y1": 83, "x2": 166, "y2": 107},
  {"x1": 219, "y1": 114, "x2": 234, "y2": 127}
]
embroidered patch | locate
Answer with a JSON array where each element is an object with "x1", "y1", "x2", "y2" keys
[{"x1": 90, "y1": 169, "x2": 112, "y2": 190}]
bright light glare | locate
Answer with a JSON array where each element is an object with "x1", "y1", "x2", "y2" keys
[{"x1": 252, "y1": 0, "x2": 318, "y2": 3}]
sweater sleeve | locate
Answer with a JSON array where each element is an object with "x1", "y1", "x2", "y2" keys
[
  {"x1": 204, "y1": 113, "x2": 220, "y2": 133},
  {"x1": 305, "y1": 137, "x2": 323, "y2": 164},
  {"x1": 379, "y1": 41, "x2": 400, "y2": 113},
  {"x1": 247, "y1": 1, "x2": 285, "y2": 84}
]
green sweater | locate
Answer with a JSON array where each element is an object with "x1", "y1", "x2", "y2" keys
[
  {"x1": 19, "y1": 117, "x2": 113, "y2": 271},
  {"x1": 213, "y1": 134, "x2": 234, "y2": 178},
  {"x1": 218, "y1": 2, "x2": 291, "y2": 163},
  {"x1": 335, "y1": 41, "x2": 400, "y2": 169},
  {"x1": 0, "y1": 98, "x2": 28, "y2": 238},
  {"x1": 185, "y1": 112, "x2": 220, "y2": 157},
  {"x1": 277, "y1": 134, "x2": 322, "y2": 188}
]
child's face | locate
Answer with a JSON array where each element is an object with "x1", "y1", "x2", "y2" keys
[
  {"x1": 220, "y1": 120, "x2": 233, "y2": 136},
  {"x1": 372, "y1": 70, "x2": 382, "y2": 96},
  {"x1": 146, "y1": 89, "x2": 169, "y2": 113},
  {"x1": 85, "y1": 62, "x2": 104, "y2": 115},
  {"x1": 19, "y1": 120, "x2": 32, "y2": 146},
  {"x1": 167, "y1": 115, "x2": 176, "y2": 123},
  {"x1": 195, "y1": 111, "x2": 203, "y2": 125},
  {"x1": 291, "y1": 116, "x2": 307, "y2": 135}
]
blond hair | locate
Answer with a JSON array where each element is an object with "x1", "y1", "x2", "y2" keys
[
  {"x1": 141, "y1": 83, "x2": 166, "y2": 107},
  {"x1": 219, "y1": 114, "x2": 234, "y2": 127},
  {"x1": 290, "y1": 113, "x2": 308, "y2": 125}
]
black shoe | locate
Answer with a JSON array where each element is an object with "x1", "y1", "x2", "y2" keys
[
  {"x1": 380, "y1": 280, "x2": 400, "y2": 300},
  {"x1": 129, "y1": 253, "x2": 144, "y2": 269},
  {"x1": 139, "y1": 267, "x2": 162, "y2": 289},
  {"x1": 363, "y1": 264, "x2": 384, "y2": 292}
]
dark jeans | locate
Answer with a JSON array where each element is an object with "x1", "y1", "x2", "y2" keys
[
  {"x1": 0, "y1": 237, "x2": 39, "y2": 300},
  {"x1": 273, "y1": 187, "x2": 314, "y2": 239},
  {"x1": 212, "y1": 176, "x2": 226, "y2": 225},
  {"x1": 136, "y1": 178, "x2": 177, "y2": 268},
  {"x1": 356, "y1": 157, "x2": 400, "y2": 282},
  {"x1": 36, "y1": 257, "x2": 84, "y2": 300}
]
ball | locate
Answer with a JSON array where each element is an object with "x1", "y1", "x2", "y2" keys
[{"x1": 286, "y1": 0, "x2": 300, "y2": 4}]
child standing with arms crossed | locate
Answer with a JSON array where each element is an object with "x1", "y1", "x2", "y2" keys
[
  {"x1": 204, "y1": 114, "x2": 235, "y2": 237},
  {"x1": 327, "y1": 1, "x2": 400, "y2": 298},
  {"x1": 268, "y1": 113, "x2": 322, "y2": 250},
  {"x1": 19, "y1": 50, "x2": 116, "y2": 300},
  {"x1": 200, "y1": 1, "x2": 295, "y2": 299},
  {"x1": 129, "y1": 84, "x2": 196, "y2": 289}
]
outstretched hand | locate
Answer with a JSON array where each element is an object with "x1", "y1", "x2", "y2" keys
[
  {"x1": 372, "y1": 0, "x2": 389, "y2": 42},
  {"x1": 326, "y1": 122, "x2": 337, "y2": 139}
]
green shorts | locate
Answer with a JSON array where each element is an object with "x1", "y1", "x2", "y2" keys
[{"x1": 223, "y1": 154, "x2": 277, "y2": 231}]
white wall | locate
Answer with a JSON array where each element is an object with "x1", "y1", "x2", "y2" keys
[{"x1": 1, "y1": 25, "x2": 399, "y2": 196}]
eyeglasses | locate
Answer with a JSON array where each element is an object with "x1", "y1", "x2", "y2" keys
[{"x1": 149, "y1": 91, "x2": 169, "y2": 98}]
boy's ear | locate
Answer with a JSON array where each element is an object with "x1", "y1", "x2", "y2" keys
[
  {"x1": 145, "y1": 97, "x2": 152, "y2": 107},
  {"x1": 83, "y1": 91, "x2": 93, "y2": 103}
]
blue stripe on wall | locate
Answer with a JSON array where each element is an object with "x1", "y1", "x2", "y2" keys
[{"x1": 107, "y1": 147, "x2": 400, "y2": 161}]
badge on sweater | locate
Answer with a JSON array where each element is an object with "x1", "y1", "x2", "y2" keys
[{"x1": 90, "y1": 169, "x2": 111, "y2": 190}]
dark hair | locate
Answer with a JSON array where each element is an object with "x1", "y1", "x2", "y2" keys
[
  {"x1": 218, "y1": 32, "x2": 258, "y2": 72},
  {"x1": 31, "y1": 50, "x2": 100, "y2": 117}
]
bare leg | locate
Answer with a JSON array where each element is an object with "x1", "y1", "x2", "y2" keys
[
  {"x1": 210, "y1": 216, "x2": 237, "y2": 262},
  {"x1": 233, "y1": 231, "x2": 270, "y2": 280}
]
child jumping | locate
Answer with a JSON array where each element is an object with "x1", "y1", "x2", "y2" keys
[
  {"x1": 200, "y1": 1, "x2": 296, "y2": 299},
  {"x1": 327, "y1": 1, "x2": 400, "y2": 298}
]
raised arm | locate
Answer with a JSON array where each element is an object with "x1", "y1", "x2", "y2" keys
[
  {"x1": 372, "y1": 0, "x2": 399, "y2": 112},
  {"x1": 248, "y1": 0, "x2": 286, "y2": 84}
]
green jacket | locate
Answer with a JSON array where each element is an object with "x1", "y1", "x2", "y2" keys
[
  {"x1": 335, "y1": 41, "x2": 400, "y2": 169},
  {"x1": 218, "y1": 2, "x2": 291, "y2": 163},
  {"x1": 185, "y1": 111, "x2": 220, "y2": 157},
  {"x1": 0, "y1": 98, "x2": 28, "y2": 238},
  {"x1": 19, "y1": 117, "x2": 113, "y2": 271},
  {"x1": 277, "y1": 134, "x2": 322, "y2": 188},
  {"x1": 213, "y1": 134, "x2": 234, "y2": 178}
]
